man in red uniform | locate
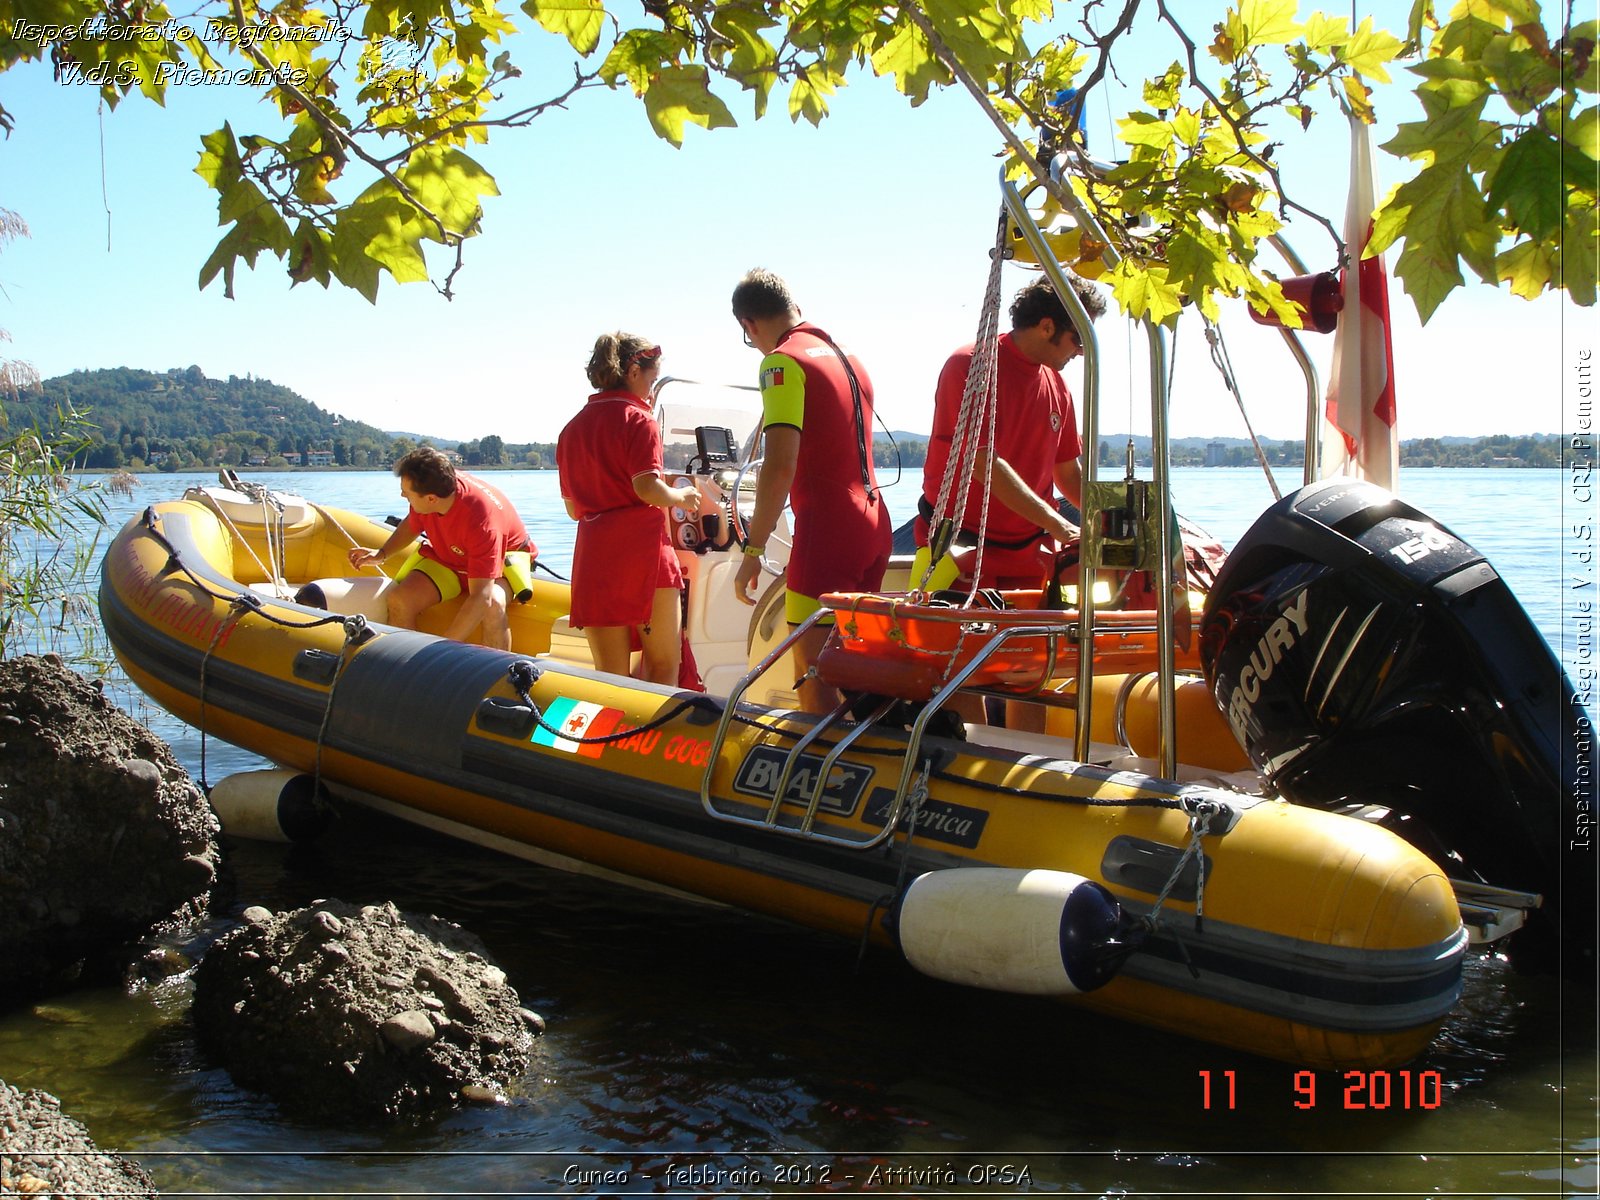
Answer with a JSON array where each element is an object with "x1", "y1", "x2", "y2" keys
[
  {"x1": 731, "y1": 268, "x2": 892, "y2": 713},
  {"x1": 348, "y1": 446, "x2": 536, "y2": 650},
  {"x1": 916, "y1": 276, "x2": 1106, "y2": 590}
]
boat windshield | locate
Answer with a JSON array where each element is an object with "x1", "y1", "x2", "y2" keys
[{"x1": 653, "y1": 377, "x2": 763, "y2": 473}]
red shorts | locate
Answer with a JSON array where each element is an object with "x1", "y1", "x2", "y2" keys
[{"x1": 571, "y1": 506, "x2": 682, "y2": 629}]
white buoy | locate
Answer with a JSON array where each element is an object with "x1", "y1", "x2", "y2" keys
[
  {"x1": 208, "y1": 769, "x2": 333, "y2": 842},
  {"x1": 292, "y1": 576, "x2": 392, "y2": 620},
  {"x1": 896, "y1": 868, "x2": 1125, "y2": 994}
]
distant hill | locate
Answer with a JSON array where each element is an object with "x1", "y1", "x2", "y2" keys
[
  {"x1": 16, "y1": 367, "x2": 405, "y2": 470},
  {"x1": 8, "y1": 367, "x2": 1567, "y2": 472}
]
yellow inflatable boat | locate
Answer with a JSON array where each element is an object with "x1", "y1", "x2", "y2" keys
[{"x1": 100, "y1": 477, "x2": 1469, "y2": 1071}]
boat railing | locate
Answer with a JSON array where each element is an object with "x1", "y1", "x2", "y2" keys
[{"x1": 698, "y1": 610, "x2": 1086, "y2": 849}]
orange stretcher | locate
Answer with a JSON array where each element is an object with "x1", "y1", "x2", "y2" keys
[{"x1": 815, "y1": 590, "x2": 1200, "y2": 701}]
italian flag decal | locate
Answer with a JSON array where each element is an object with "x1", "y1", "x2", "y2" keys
[{"x1": 531, "y1": 697, "x2": 626, "y2": 758}]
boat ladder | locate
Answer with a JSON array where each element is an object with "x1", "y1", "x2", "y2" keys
[{"x1": 697, "y1": 609, "x2": 1079, "y2": 848}]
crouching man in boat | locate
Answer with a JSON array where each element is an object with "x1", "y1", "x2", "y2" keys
[
  {"x1": 347, "y1": 447, "x2": 537, "y2": 651},
  {"x1": 731, "y1": 268, "x2": 893, "y2": 714},
  {"x1": 557, "y1": 333, "x2": 701, "y2": 686},
  {"x1": 915, "y1": 276, "x2": 1106, "y2": 729}
]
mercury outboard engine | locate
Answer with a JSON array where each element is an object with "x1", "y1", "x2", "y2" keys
[{"x1": 1200, "y1": 480, "x2": 1593, "y2": 978}]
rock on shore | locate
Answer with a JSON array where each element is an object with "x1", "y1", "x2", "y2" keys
[
  {"x1": 0, "y1": 655, "x2": 221, "y2": 1005},
  {"x1": 0, "y1": 1080, "x2": 156, "y2": 1197},
  {"x1": 191, "y1": 900, "x2": 540, "y2": 1121}
]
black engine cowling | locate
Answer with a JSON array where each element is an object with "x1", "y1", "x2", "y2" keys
[{"x1": 1200, "y1": 479, "x2": 1593, "y2": 978}]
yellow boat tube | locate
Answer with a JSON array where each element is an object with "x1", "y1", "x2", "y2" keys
[{"x1": 100, "y1": 488, "x2": 1466, "y2": 1071}]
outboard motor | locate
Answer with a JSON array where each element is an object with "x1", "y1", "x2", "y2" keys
[{"x1": 1200, "y1": 480, "x2": 1593, "y2": 978}]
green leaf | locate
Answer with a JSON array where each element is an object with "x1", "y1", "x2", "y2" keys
[
  {"x1": 1566, "y1": 105, "x2": 1600, "y2": 161},
  {"x1": 1107, "y1": 259, "x2": 1183, "y2": 325},
  {"x1": 1338, "y1": 17, "x2": 1403, "y2": 82},
  {"x1": 1170, "y1": 106, "x2": 1202, "y2": 147},
  {"x1": 1118, "y1": 112, "x2": 1174, "y2": 150},
  {"x1": 1226, "y1": 0, "x2": 1303, "y2": 49},
  {"x1": 642, "y1": 64, "x2": 737, "y2": 146},
  {"x1": 871, "y1": 20, "x2": 948, "y2": 104},
  {"x1": 1379, "y1": 162, "x2": 1497, "y2": 320},
  {"x1": 788, "y1": 73, "x2": 831, "y2": 127},
  {"x1": 332, "y1": 184, "x2": 431, "y2": 302},
  {"x1": 1382, "y1": 90, "x2": 1493, "y2": 165},
  {"x1": 218, "y1": 179, "x2": 272, "y2": 224},
  {"x1": 1558, "y1": 207, "x2": 1599, "y2": 306},
  {"x1": 1495, "y1": 238, "x2": 1552, "y2": 298},
  {"x1": 600, "y1": 29, "x2": 682, "y2": 92},
  {"x1": 1488, "y1": 128, "x2": 1564, "y2": 239},
  {"x1": 711, "y1": 5, "x2": 779, "y2": 78},
  {"x1": 398, "y1": 146, "x2": 499, "y2": 238},
  {"x1": 1480, "y1": 25, "x2": 1562, "y2": 114},
  {"x1": 520, "y1": 0, "x2": 604, "y2": 56},
  {"x1": 1301, "y1": 12, "x2": 1349, "y2": 53},
  {"x1": 194, "y1": 124, "x2": 242, "y2": 191}
]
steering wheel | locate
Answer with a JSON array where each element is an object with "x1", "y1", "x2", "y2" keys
[{"x1": 727, "y1": 456, "x2": 791, "y2": 569}]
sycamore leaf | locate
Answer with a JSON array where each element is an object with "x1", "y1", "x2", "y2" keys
[
  {"x1": 1107, "y1": 259, "x2": 1183, "y2": 325},
  {"x1": 1567, "y1": 105, "x2": 1600, "y2": 161},
  {"x1": 600, "y1": 30, "x2": 683, "y2": 92},
  {"x1": 1558, "y1": 207, "x2": 1599, "y2": 306},
  {"x1": 1495, "y1": 238, "x2": 1552, "y2": 298},
  {"x1": 789, "y1": 73, "x2": 836, "y2": 127},
  {"x1": 1338, "y1": 17, "x2": 1402, "y2": 82},
  {"x1": 1223, "y1": 0, "x2": 1303, "y2": 51},
  {"x1": 1170, "y1": 106, "x2": 1202, "y2": 147},
  {"x1": 1380, "y1": 161, "x2": 1497, "y2": 320},
  {"x1": 195, "y1": 124, "x2": 242, "y2": 191},
  {"x1": 871, "y1": 20, "x2": 949, "y2": 104},
  {"x1": 1382, "y1": 90, "x2": 1493, "y2": 165},
  {"x1": 331, "y1": 185, "x2": 431, "y2": 303},
  {"x1": 520, "y1": 0, "x2": 604, "y2": 56},
  {"x1": 642, "y1": 64, "x2": 737, "y2": 146},
  {"x1": 1165, "y1": 227, "x2": 1246, "y2": 320},
  {"x1": 218, "y1": 178, "x2": 273, "y2": 225},
  {"x1": 1118, "y1": 112, "x2": 1174, "y2": 150},
  {"x1": 294, "y1": 155, "x2": 341, "y2": 205},
  {"x1": 1487, "y1": 128, "x2": 1565, "y2": 239},
  {"x1": 924, "y1": 0, "x2": 1025, "y2": 78},
  {"x1": 711, "y1": 5, "x2": 779, "y2": 78},
  {"x1": 1300, "y1": 12, "x2": 1349, "y2": 53},
  {"x1": 398, "y1": 146, "x2": 499, "y2": 238},
  {"x1": 1342, "y1": 73, "x2": 1375, "y2": 122},
  {"x1": 1243, "y1": 275, "x2": 1305, "y2": 327},
  {"x1": 287, "y1": 219, "x2": 333, "y2": 288}
]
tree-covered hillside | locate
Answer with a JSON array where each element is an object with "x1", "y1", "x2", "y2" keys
[{"x1": 16, "y1": 366, "x2": 399, "y2": 470}]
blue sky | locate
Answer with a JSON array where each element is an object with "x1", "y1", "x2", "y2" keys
[{"x1": 0, "y1": 2, "x2": 1583, "y2": 446}]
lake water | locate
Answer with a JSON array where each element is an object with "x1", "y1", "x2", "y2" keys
[{"x1": 1, "y1": 467, "x2": 1594, "y2": 1198}]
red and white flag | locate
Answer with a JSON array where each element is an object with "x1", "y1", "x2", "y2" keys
[{"x1": 1319, "y1": 114, "x2": 1398, "y2": 492}]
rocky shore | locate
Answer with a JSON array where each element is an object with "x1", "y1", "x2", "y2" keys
[{"x1": 1, "y1": 655, "x2": 546, "y2": 1191}]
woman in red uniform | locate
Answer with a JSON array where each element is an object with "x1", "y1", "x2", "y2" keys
[{"x1": 557, "y1": 333, "x2": 701, "y2": 685}]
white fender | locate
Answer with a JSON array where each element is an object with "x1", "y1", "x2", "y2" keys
[
  {"x1": 896, "y1": 868, "x2": 1124, "y2": 995},
  {"x1": 208, "y1": 769, "x2": 332, "y2": 843},
  {"x1": 293, "y1": 576, "x2": 393, "y2": 621}
]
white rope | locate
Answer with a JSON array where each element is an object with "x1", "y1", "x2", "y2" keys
[
  {"x1": 921, "y1": 209, "x2": 1009, "y2": 604},
  {"x1": 202, "y1": 494, "x2": 288, "y2": 598},
  {"x1": 312, "y1": 502, "x2": 393, "y2": 577}
]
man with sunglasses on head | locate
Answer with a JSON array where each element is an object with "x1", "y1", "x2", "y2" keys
[
  {"x1": 915, "y1": 275, "x2": 1106, "y2": 594},
  {"x1": 731, "y1": 267, "x2": 892, "y2": 714}
]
